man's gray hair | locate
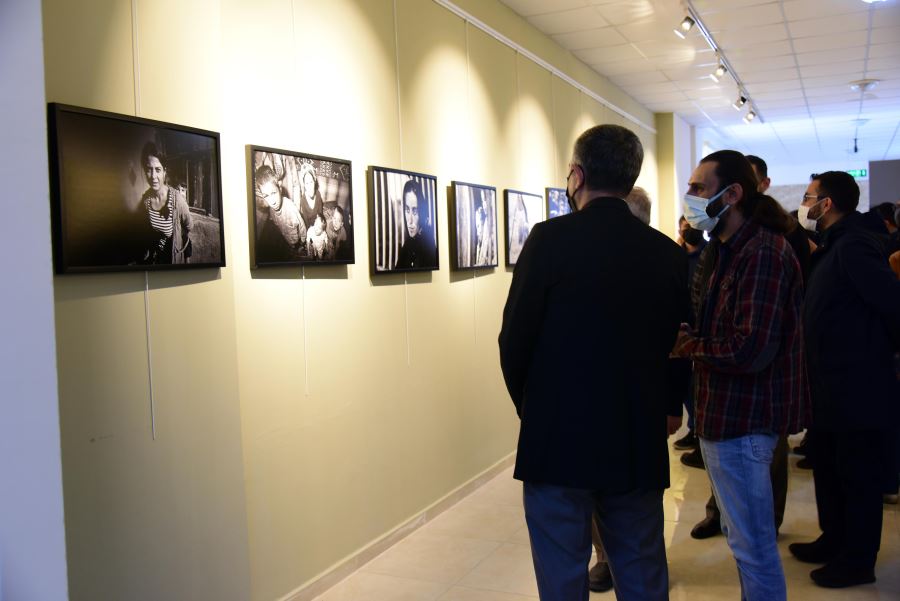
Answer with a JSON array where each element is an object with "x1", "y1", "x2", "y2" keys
[
  {"x1": 571, "y1": 124, "x2": 643, "y2": 197},
  {"x1": 625, "y1": 186, "x2": 651, "y2": 225}
]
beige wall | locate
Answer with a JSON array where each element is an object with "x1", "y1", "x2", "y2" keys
[{"x1": 43, "y1": 1, "x2": 659, "y2": 600}]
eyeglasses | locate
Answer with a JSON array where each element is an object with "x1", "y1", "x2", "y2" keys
[{"x1": 802, "y1": 194, "x2": 823, "y2": 202}]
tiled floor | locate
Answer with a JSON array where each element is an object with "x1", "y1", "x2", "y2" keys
[{"x1": 313, "y1": 433, "x2": 900, "y2": 600}]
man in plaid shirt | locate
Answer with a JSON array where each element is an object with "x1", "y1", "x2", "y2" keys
[{"x1": 672, "y1": 150, "x2": 807, "y2": 601}]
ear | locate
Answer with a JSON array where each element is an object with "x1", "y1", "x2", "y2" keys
[{"x1": 723, "y1": 183, "x2": 743, "y2": 206}]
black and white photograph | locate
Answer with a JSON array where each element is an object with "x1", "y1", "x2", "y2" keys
[
  {"x1": 369, "y1": 166, "x2": 439, "y2": 273},
  {"x1": 47, "y1": 103, "x2": 225, "y2": 274},
  {"x1": 251, "y1": 146, "x2": 353, "y2": 267},
  {"x1": 452, "y1": 182, "x2": 498, "y2": 270},
  {"x1": 546, "y1": 187, "x2": 571, "y2": 219},
  {"x1": 504, "y1": 189, "x2": 543, "y2": 266}
]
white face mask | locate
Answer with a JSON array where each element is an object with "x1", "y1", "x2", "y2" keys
[
  {"x1": 682, "y1": 185, "x2": 731, "y2": 232},
  {"x1": 797, "y1": 202, "x2": 820, "y2": 232}
]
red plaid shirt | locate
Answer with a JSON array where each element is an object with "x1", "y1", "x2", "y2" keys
[{"x1": 681, "y1": 220, "x2": 809, "y2": 441}]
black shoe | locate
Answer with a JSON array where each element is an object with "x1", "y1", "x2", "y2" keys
[
  {"x1": 690, "y1": 517, "x2": 722, "y2": 539},
  {"x1": 589, "y1": 561, "x2": 613, "y2": 592},
  {"x1": 810, "y1": 562, "x2": 875, "y2": 588},
  {"x1": 793, "y1": 434, "x2": 810, "y2": 456},
  {"x1": 673, "y1": 430, "x2": 698, "y2": 450},
  {"x1": 680, "y1": 448, "x2": 705, "y2": 469},
  {"x1": 789, "y1": 537, "x2": 838, "y2": 564},
  {"x1": 796, "y1": 457, "x2": 813, "y2": 470}
]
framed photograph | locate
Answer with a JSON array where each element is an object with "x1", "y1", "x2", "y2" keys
[
  {"x1": 47, "y1": 103, "x2": 225, "y2": 274},
  {"x1": 546, "y1": 187, "x2": 572, "y2": 219},
  {"x1": 451, "y1": 182, "x2": 498, "y2": 270},
  {"x1": 504, "y1": 189, "x2": 544, "y2": 266},
  {"x1": 250, "y1": 146, "x2": 353, "y2": 267},
  {"x1": 368, "y1": 166, "x2": 439, "y2": 274}
]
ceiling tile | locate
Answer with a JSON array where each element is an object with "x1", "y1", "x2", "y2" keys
[
  {"x1": 799, "y1": 61, "x2": 865, "y2": 79},
  {"x1": 714, "y1": 23, "x2": 789, "y2": 48},
  {"x1": 868, "y1": 43, "x2": 900, "y2": 59},
  {"x1": 782, "y1": 0, "x2": 869, "y2": 22},
  {"x1": 552, "y1": 27, "x2": 626, "y2": 50},
  {"x1": 590, "y1": 0, "x2": 658, "y2": 26},
  {"x1": 702, "y1": 4, "x2": 784, "y2": 31},
  {"x1": 792, "y1": 31, "x2": 868, "y2": 54},
  {"x1": 871, "y1": 6, "x2": 900, "y2": 28},
  {"x1": 731, "y1": 55, "x2": 797, "y2": 73},
  {"x1": 802, "y1": 74, "x2": 861, "y2": 89},
  {"x1": 788, "y1": 13, "x2": 869, "y2": 38},
  {"x1": 527, "y1": 6, "x2": 608, "y2": 35},
  {"x1": 574, "y1": 43, "x2": 644, "y2": 63},
  {"x1": 871, "y1": 26, "x2": 900, "y2": 45},
  {"x1": 608, "y1": 70, "x2": 667, "y2": 85},
  {"x1": 587, "y1": 57, "x2": 656, "y2": 76},
  {"x1": 726, "y1": 40, "x2": 795, "y2": 60},
  {"x1": 796, "y1": 47, "x2": 867, "y2": 67},
  {"x1": 499, "y1": 0, "x2": 588, "y2": 18},
  {"x1": 743, "y1": 67, "x2": 800, "y2": 84},
  {"x1": 747, "y1": 80, "x2": 804, "y2": 94}
]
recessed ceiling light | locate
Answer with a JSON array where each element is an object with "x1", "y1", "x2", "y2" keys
[
  {"x1": 860, "y1": 0, "x2": 887, "y2": 4},
  {"x1": 849, "y1": 79, "x2": 880, "y2": 92}
]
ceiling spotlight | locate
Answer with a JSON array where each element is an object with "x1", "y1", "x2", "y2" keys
[
  {"x1": 849, "y1": 78, "x2": 880, "y2": 92},
  {"x1": 744, "y1": 110, "x2": 757, "y2": 124},
  {"x1": 709, "y1": 63, "x2": 727, "y2": 83},
  {"x1": 674, "y1": 16, "x2": 695, "y2": 39},
  {"x1": 733, "y1": 95, "x2": 747, "y2": 110}
]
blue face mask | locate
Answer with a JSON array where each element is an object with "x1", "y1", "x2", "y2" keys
[{"x1": 682, "y1": 185, "x2": 732, "y2": 232}]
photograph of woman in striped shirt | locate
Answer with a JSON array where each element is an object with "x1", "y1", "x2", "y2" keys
[{"x1": 140, "y1": 141, "x2": 193, "y2": 264}]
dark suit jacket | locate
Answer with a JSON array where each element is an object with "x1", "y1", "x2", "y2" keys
[
  {"x1": 803, "y1": 211, "x2": 900, "y2": 431},
  {"x1": 498, "y1": 197, "x2": 689, "y2": 492}
]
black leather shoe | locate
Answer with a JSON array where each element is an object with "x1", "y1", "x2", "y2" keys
[
  {"x1": 690, "y1": 517, "x2": 722, "y2": 539},
  {"x1": 796, "y1": 457, "x2": 813, "y2": 469},
  {"x1": 680, "y1": 448, "x2": 705, "y2": 469},
  {"x1": 589, "y1": 561, "x2": 613, "y2": 592},
  {"x1": 673, "y1": 430, "x2": 698, "y2": 450},
  {"x1": 789, "y1": 537, "x2": 838, "y2": 564},
  {"x1": 810, "y1": 562, "x2": 875, "y2": 588}
]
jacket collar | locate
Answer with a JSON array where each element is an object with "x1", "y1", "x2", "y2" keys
[
  {"x1": 720, "y1": 218, "x2": 758, "y2": 254},
  {"x1": 820, "y1": 211, "x2": 862, "y2": 249}
]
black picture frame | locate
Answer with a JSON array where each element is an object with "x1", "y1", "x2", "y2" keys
[
  {"x1": 546, "y1": 187, "x2": 571, "y2": 220},
  {"x1": 250, "y1": 146, "x2": 354, "y2": 267},
  {"x1": 451, "y1": 181, "x2": 498, "y2": 270},
  {"x1": 368, "y1": 166, "x2": 440, "y2": 274},
  {"x1": 47, "y1": 103, "x2": 225, "y2": 274},
  {"x1": 503, "y1": 189, "x2": 543, "y2": 266}
]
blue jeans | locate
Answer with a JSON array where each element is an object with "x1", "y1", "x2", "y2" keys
[
  {"x1": 700, "y1": 434, "x2": 786, "y2": 601},
  {"x1": 523, "y1": 483, "x2": 668, "y2": 601}
]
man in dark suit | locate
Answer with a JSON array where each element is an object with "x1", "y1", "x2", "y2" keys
[
  {"x1": 498, "y1": 124, "x2": 688, "y2": 601},
  {"x1": 789, "y1": 171, "x2": 900, "y2": 588}
]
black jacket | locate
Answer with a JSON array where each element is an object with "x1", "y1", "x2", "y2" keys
[
  {"x1": 803, "y1": 211, "x2": 900, "y2": 431},
  {"x1": 498, "y1": 198, "x2": 689, "y2": 492}
]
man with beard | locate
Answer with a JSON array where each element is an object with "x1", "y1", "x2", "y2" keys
[{"x1": 671, "y1": 150, "x2": 807, "y2": 601}]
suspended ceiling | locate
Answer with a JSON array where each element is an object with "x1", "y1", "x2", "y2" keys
[{"x1": 499, "y1": 0, "x2": 900, "y2": 168}]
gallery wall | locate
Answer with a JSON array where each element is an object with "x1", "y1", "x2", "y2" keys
[{"x1": 42, "y1": 1, "x2": 660, "y2": 600}]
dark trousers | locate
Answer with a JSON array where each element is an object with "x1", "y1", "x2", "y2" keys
[
  {"x1": 523, "y1": 482, "x2": 668, "y2": 601},
  {"x1": 813, "y1": 430, "x2": 888, "y2": 569},
  {"x1": 703, "y1": 434, "x2": 788, "y2": 530}
]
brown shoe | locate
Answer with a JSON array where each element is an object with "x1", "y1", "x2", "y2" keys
[{"x1": 589, "y1": 560, "x2": 613, "y2": 592}]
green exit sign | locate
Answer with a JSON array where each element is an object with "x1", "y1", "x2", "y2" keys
[{"x1": 847, "y1": 169, "x2": 867, "y2": 178}]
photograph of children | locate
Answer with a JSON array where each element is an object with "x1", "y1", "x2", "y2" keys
[
  {"x1": 251, "y1": 147, "x2": 353, "y2": 267},
  {"x1": 47, "y1": 104, "x2": 225, "y2": 274},
  {"x1": 504, "y1": 190, "x2": 543, "y2": 266},
  {"x1": 546, "y1": 187, "x2": 572, "y2": 219},
  {"x1": 369, "y1": 167, "x2": 439, "y2": 273},
  {"x1": 452, "y1": 182, "x2": 498, "y2": 270}
]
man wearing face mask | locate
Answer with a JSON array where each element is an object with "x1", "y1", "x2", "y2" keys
[
  {"x1": 499, "y1": 124, "x2": 688, "y2": 601},
  {"x1": 790, "y1": 171, "x2": 900, "y2": 588},
  {"x1": 670, "y1": 150, "x2": 808, "y2": 601}
]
